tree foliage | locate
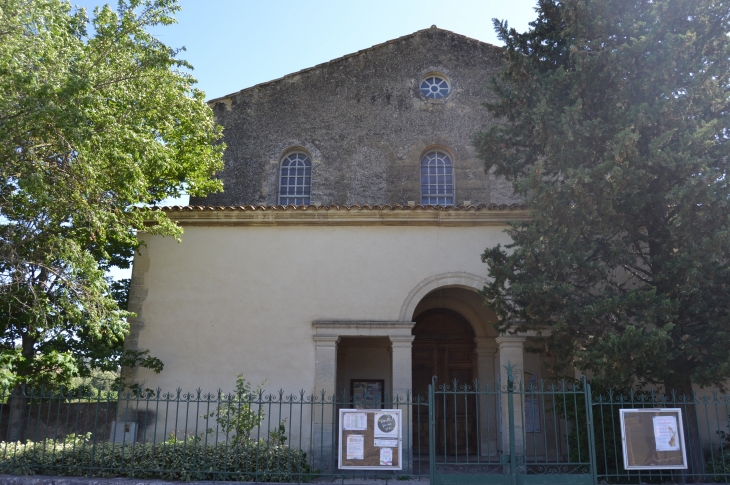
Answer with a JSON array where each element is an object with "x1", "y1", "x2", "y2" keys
[
  {"x1": 476, "y1": 0, "x2": 730, "y2": 389},
  {"x1": 0, "y1": 0, "x2": 224, "y2": 388}
]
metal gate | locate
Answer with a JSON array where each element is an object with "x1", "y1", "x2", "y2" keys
[{"x1": 428, "y1": 363, "x2": 597, "y2": 485}]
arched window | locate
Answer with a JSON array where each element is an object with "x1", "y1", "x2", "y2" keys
[
  {"x1": 420, "y1": 150, "x2": 454, "y2": 205},
  {"x1": 278, "y1": 152, "x2": 312, "y2": 205}
]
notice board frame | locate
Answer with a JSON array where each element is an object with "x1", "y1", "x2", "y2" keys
[
  {"x1": 619, "y1": 408, "x2": 688, "y2": 470},
  {"x1": 338, "y1": 408, "x2": 402, "y2": 470}
]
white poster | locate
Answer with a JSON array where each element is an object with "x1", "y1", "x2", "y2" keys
[
  {"x1": 379, "y1": 447, "x2": 393, "y2": 466},
  {"x1": 346, "y1": 435, "x2": 364, "y2": 459},
  {"x1": 343, "y1": 413, "x2": 367, "y2": 430},
  {"x1": 374, "y1": 439, "x2": 398, "y2": 447},
  {"x1": 374, "y1": 412, "x2": 399, "y2": 438},
  {"x1": 653, "y1": 416, "x2": 680, "y2": 451}
]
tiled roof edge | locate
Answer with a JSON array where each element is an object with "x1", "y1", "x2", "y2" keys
[
  {"x1": 206, "y1": 27, "x2": 502, "y2": 105},
  {"x1": 155, "y1": 203, "x2": 526, "y2": 212}
]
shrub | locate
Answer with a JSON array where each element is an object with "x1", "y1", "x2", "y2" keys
[
  {"x1": 707, "y1": 416, "x2": 730, "y2": 482},
  {"x1": 0, "y1": 438, "x2": 310, "y2": 482}
]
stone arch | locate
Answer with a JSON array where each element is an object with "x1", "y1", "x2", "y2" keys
[
  {"x1": 398, "y1": 272, "x2": 487, "y2": 322},
  {"x1": 413, "y1": 294, "x2": 493, "y2": 338}
]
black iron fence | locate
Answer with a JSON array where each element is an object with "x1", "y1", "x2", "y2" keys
[
  {"x1": 428, "y1": 365, "x2": 595, "y2": 485},
  {"x1": 591, "y1": 388, "x2": 730, "y2": 484},
  {"x1": 0, "y1": 380, "x2": 728, "y2": 484},
  {"x1": 0, "y1": 385, "x2": 428, "y2": 481}
]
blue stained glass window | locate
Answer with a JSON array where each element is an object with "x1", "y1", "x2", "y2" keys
[
  {"x1": 420, "y1": 150, "x2": 454, "y2": 205},
  {"x1": 279, "y1": 152, "x2": 312, "y2": 205}
]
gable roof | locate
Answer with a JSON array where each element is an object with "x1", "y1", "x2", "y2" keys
[{"x1": 207, "y1": 26, "x2": 502, "y2": 105}]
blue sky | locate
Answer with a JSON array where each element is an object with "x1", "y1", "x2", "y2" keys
[
  {"x1": 71, "y1": 0, "x2": 539, "y2": 279},
  {"x1": 73, "y1": 0, "x2": 537, "y2": 103}
]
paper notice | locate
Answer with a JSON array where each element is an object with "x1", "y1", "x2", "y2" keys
[
  {"x1": 374, "y1": 439, "x2": 398, "y2": 447},
  {"x1": 346, "y1": 434, "x2": 365, "y2": 460},
  {"x1": 653, "y1": 415, "x2": 680, "y2": 451},
  {"x1": 379, "y1": 447, "x2": 393, "y2": 466},
  {"x1": 343, "y1": 412, "x2": 368, "y2": 431},
  {"x1": 374, "y1": 412, "x2": 398, "y2": 438}
]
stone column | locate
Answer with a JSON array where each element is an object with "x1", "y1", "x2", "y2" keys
[
  {"x1": 312, "y1": 335, "x2": 339, "y2": 472},
  {"x1": 390, "y1": 334, "x2": 415, "y2": 471},
  {"x1": 496, "y1": 334, "x2": 526, "y2": 457},
  {"x1": 390, "y1": 335, "x2": 415, "y2": 399},
  {"x1": 313, "y1": 335, "x2": 339, "y2": 396},
  {"x1": 474, "y1": 337, "x2": 499, "y2": 457}
]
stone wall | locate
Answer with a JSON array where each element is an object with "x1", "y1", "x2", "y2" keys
[{"x1": 193, "y1": 27, "x2": 519, "y2": 207}]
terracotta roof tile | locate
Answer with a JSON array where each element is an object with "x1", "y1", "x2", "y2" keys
[{"x1": 157, "y1": 203, "x2": 526, "y2": 212}]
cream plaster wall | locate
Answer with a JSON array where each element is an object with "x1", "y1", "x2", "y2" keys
[{"x1": 131, "y1": 223, "x2": 512, "y2": 395}]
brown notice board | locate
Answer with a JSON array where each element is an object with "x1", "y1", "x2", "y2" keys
[
  {"x1": 338, "y1": 409, "x2": 402, "y2": 470},
  {"x1": 620, "y1": 408, "x2": 688, "y2": 470}
]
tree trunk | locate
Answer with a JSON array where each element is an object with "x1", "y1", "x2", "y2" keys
[
  {"x1": 667, "y1": 373, "x2": 705, "y2": 483},
  {"x1": 6, "y1": 383, "x2": 28, "y2": 442},
  {"x1": 6, "y1": 332, "x2": 36, "y2": 442}
]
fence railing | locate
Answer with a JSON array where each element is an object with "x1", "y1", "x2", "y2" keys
[
  {"x1": 0, "y1": 381, "x2": 728, "y2": 484},
  {"x1": 0, "y1": 385, "x2": 428, "y2": 481},
  {"x1": 428, "y1": 365, "x2": 595, "y2": 485},
  {"x1": 591, "y1": 388, "x2": 730, "y2": 484}
]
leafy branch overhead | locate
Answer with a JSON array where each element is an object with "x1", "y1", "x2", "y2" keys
[
  {"x1": 0, "y1": 0, "x2": 224, "y2": 389},
  {"x1": 475, "y1": 0, "x2": 730, "y2": 390}
]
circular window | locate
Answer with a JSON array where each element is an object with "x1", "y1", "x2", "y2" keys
[{"x1": 420, "y1": 75, "x2": 450, "y2": 99}]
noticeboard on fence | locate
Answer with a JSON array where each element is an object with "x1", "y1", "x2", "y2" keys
[
  {"x1": 338, "y1": 409, "x2": 402, "y2": 470},
  {"x1": 619, "y1": 408, "x2": 688, "y2": 470}
]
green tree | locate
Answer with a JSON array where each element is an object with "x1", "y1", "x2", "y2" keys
[
  {"x1": 476, "y1": 0, "x2": 729, "y2": 476},
  {"x1": 0, "y1": 0, "x2": 224, "y2": 439},
  {"x1": 203, "y1": 375, "x2": 265, "y2": 447}
]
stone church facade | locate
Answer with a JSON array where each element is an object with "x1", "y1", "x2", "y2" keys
[{"x1": 125, "y1": 28, "x2": 550, "y2": 450}]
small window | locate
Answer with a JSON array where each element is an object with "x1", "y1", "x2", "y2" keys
[
  {"x1": 420, "y1": 75, "x2": 450, "y2": 99},
  {"x1": 420, "y1": 150, "x2": 454, "y2": 205},
  {"x1": 278, "y1": 152, "x2": 311, "y2": 205}
]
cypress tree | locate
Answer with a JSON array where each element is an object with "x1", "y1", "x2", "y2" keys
[{"x1": 477, "y1": 1, "x2": 730, "y2": 476}]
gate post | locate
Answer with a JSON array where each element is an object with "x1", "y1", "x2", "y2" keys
[
  {"x1": 429, "y1": 379, "x2": 436, "y2": 484},
  {"x1": 506, "y1": 362, "x2": 517, "y2": 485},
  {"x1": 583, "y1": 377, "x2": 599, "y2": 485}
]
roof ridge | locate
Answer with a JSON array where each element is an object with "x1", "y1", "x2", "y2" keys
[{"x1": 206, "y1": 27, "x2": 501, "y2": 105}]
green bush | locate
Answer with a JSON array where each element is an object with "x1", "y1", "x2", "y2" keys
[
  {"x1": 0, "y1": 437, "x2": 311, "y2": 482},
  {"x1": 707, "y1": 416, "x2": 730, "y2": 482},
  {"x1": 201, "y1": 374, "x2": 266, "y2": 447}
]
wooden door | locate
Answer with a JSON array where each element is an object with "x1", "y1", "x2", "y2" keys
[{"x1": 411, "y1": 309, "x2": 477, "y2": 456}]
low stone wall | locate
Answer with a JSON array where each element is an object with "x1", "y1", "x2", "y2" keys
[{"x1": 0, "y1": 402, "x2": 119, "y2": 442}]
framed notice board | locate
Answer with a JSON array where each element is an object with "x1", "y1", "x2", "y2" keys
[
  {"x1": 338, "y1": 409, "x2": 402, "y2": 470},
  {"x1": 350, "y1": 380, "x2": 384, "y2": 409},
  {"x1": 620, "y1": 408, "x2": 687, "y2": 470}
]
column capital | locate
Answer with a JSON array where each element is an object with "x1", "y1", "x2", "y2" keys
[
  {"x1": 495, "y1": 333, "x2": 527, "y2": 348},
  {"x1": 313, "y1": 335, "x2": 340, "y2": 347},
  {"x1": 474, "y1": 337, "x2": 498, "y2": 352},
  {"x1": 389, "y1": 335, "x2": 415, "y2": 347}
]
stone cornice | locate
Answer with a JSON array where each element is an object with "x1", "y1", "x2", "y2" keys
[
  {"x1": 152, "y1": 204, "x2": 529, "y2": 227},
  {"x1": 313, "y1": 321, "x2": 416, "y2": 330}
]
